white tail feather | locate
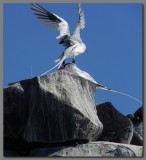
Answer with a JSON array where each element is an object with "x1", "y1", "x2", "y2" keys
[
  {"x1": 108, "y1": 89, "x2": 142, "y2": 104},
  {"x1": 98, "y1": 86, "x2": 110, "y2": 91},
  {"x1": 54, "y1": 58, "x2": 60, "y2": 63},
  {"x1": 41, "y1": 58, "x2": 65, "y2": 76},
  {"x1": 97, "y1": 85, "x2": 142, "y2": 104}
]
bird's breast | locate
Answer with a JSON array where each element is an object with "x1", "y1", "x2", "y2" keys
[{"x1": 74, "y1": 43, "x2": 86, "y2": 54}]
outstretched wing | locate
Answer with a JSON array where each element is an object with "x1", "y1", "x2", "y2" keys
[
  {"x1": 78, "y1": 3, "x2": 85, "y2": 29},
  {"x1": 31, "y1": 3, "x2": 70, "y2": 44},
  {"x1": 70, "y1": 3, "x2": 85, "y2": 44}
]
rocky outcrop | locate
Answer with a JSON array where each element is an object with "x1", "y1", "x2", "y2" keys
[
  {"x1": 27, "y1": 142, "x2": 143, "y2": 157},
  {"x1": 131, "y1": 129, "x2": 143, "y2": 146},
  {"x1": 4, "y1": 70, "x2": 103, "y2": 147},
  {"x1": 4, "y1": 70, "x2": 143, "y2": 157},
  {"x1": 96, "y1": 102, "x2": 133, "y2": 144},
  {"x1": 127, "y1": 107, "x2": 143, "y2": 146},
  {"x1": 4, "y1": 141, "x2": 143, "y2": 157}
]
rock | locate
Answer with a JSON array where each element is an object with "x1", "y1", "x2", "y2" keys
[
  {"x1": 131, "y1": 130, "x2": 143, "y2": 146},
  {"x1": 96, "y1": 102, "x2": 133, "y2": 144},
  {"x1": 127, "y1": 107, "x2": 143, "y2": 146},
  {"x1": 127, "y1": 107, "x2": 143, "y2": 126},
  {"x1": 4, "y1": 70, "x2": 103, "y2": 148},
  {"x1": 134, "y1": 123, "x2": 143, "y2": 138},
  {"x1": 28, "y1": 141, "x2": 143, "y2": 157},
  {"x1": 133, "y1": 107, "x2": 143, "y2": 124},
  {"x1": 4, "y1": 150, "x2": 21, "y2": 157},
  {"x1": 4, "y1": 82, "x2": 26, "y2": 139}
]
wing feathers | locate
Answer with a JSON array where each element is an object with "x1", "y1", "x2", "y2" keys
[
  {"x1": 31, "y1": 3, "x2": 70, "y2": 43},
  {"x1": 31, "y1": 3, "x2": 50, "y2": 14},
  {"x1": 70, "y1": 3, "x2": 85, "y2": 44},
  {"x1": 78, "y1": 3, "x2": 85, "y2": 29},
  {"x1": 31, "y1": 4, "x2": 61, "y2": 23},
  {"x1": 31, "y1": 3, "x2": 85, "y2": 47}
]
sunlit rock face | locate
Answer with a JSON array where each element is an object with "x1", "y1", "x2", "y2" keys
[
  {"x1": 4, "y1": 69, "x2": 143, "y2": 157},
  {"x1": 4, "y1": 70, "x2": 103, "y2": 145},
  {"x1": 29, "y1": 141, "x2": 143, "y2": 157}
]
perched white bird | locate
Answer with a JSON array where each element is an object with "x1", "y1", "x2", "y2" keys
[
  {"x1": 31, "y1": 3, "x2": 87, "y2": 75},
  {"x1": 41, "y1": 41, "x2": 87, "y2": 76},
  {"x1": 63, "y1": 63, "x2": 142, "y2": 104},
  {"x1": 63, "y1": 63, "x2": 111, "y2": 90}
]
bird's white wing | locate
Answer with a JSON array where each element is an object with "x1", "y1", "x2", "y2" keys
[
  {"x1": 70, "y1": 3, "x2": 85, "y2": 44},
  {"x1": 78, "y1": 3, "x2": 85, "y2": 29},
  {"x1": 31, "y1": 3, "x2": 70, "y2": 43}
]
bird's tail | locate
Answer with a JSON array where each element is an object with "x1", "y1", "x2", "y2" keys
[
  {"x1": 108, "y1": 89, "x2": 142, "y2": 104},
  {"x1": 40, "y1": 58, "x2": 65, "y2": 76},
  {"x1": 55, "y1": 58, "x2": 60, "y2": 63},
  {"x1": 54, "y1": 52, "x2": 64, "y2": 63},
  {"x1": 98, "y1": 86, "x2": 142, "y2": 105},
  {"x1": 96, "y1": 84, "x2": 111, "y2": 91},
  {"x1": 55, "y1": 57, "x2": 61, "y2": 63}
]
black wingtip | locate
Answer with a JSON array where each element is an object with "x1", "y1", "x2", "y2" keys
[
  {"x1": 31, "y1": 3, "x2": 48, "y2": 13},
  {"x1": 31, "y1": 3, "x2": 62, "y2": 23},
  {"x1": 31, "y1": 3, "x2": 39, "y2": 8}
]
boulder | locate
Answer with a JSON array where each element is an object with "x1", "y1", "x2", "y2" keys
[
  {"x1": 96, "y1": 102, "x2": 133, "y2": 144},
  {"x1": 131, "y1": 129, "x2": 143, "y2": 146},
  {"x1": 28, "y1": 141, "x2": 143, "y2": 157},
  {"x1": 127, "y1": 107, "x2": 143, "y2": 126},
  {"x1": 127, "y1": 107, "x2": 143, "y2": 146},
  {"x1": 4, "y1": 70, "x2": 103, "y2": 149}
]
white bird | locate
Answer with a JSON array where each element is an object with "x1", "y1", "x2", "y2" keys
[
  {"x1": 63, "y1": 63, "x2": 110, "y2": 90},
  {"x1": 41, "y1": 41, "x2": 87, "y2": 76},
  {"x1": 63, "y1": 63, "x2": 142, "y2": 104},
  {"x1": 31, "y1": 3, "x2": 87, "y2": 75}
]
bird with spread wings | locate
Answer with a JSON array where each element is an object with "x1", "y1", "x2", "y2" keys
[{"x1": 31, "y1": 3, "x2": 87, "y2": 75}]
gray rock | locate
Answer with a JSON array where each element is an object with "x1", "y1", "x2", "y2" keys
[
  {"x1": 133, "y1": 107, "x2": 143, "y2": 125},
  {"x1": 131, "y1": 130, "x2": 143, "y2": 146},
  {"x1": 127, "y1": 107, "x2": 143, "y2": 127},
  {"x1": 131, "y1": 122, "x2": 143, "y2": 146},
  {"x1": 4, "y1": 70, "x2": 103, "y2": 145},
  {"x1": 4, "y1": 82, "x2": 26, "y2": 139},
  {"x1": 29, "y1": 141, "x2": 143, "y2": 157},
  {"x1": 127, "y1": 107, "x2": 143, "y2": 146},
  {"x1": 134, "y1": 123, "x2": 143, "y2": 138},
  {"x1": 96, "y1": 102, "x2": 133, "y2": 144},
  {"x1": 4, "y1": 150, "x2": 21, "y2": 157}
]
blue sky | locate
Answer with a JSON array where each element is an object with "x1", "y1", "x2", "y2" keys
[{"x1": 4, "y1": 3, "x2": 142, "y2": 115}]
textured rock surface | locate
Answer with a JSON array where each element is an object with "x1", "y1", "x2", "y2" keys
[
  {"x1": 131, "y1": 129, "x2": 143, "y2": 146},
  {"x1": 4, "y1": 70, "x2": 103, "y2": 145},
  {"x1": 96, "y1": 102, "x2": 133, "y2": 144},
  {"x1": 133, "y1": 107, "x2": 143, "y2": 125},
  {"x1": 127, "y1": 107, "x2": 143, "y2": 146},
  {"x1": 4, "y1": 82, "x2": 26, "y2": 139},
  {"x1": 28, "y1": 142, "x2": 143, "y2": 157},
  {"x1": 134, "y1": 123, "x2": 143, "y2": 138},
  {"x1": 4, "y1": 69, "x2": 143, "y2": 157}
]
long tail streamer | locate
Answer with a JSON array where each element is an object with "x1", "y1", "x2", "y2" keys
[
  {"x1": 41, "y1": 58, "x2": 65, "y2": 76},
  {"x1": 108, "y1": 89, "x2": 142, "y2": 105}
]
